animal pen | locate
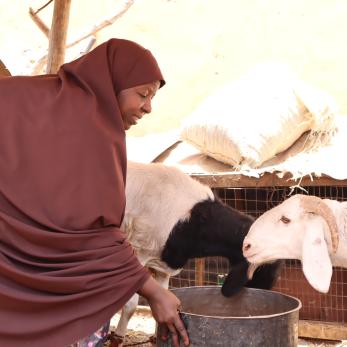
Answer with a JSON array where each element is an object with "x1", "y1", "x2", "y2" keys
[
  {"x1": 168, "y1": 172, "x2": 347, "y2": 342},
  {"x1": 2, "y1": 1, "x2": 347, "y2": 343}
]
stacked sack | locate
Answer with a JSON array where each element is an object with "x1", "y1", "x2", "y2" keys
[{"x1": 180, "y1": 63, "x2": 337, "y2": 169}]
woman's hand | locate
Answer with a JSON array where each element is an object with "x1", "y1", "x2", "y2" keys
[{"x1": 137, "y1": 276, "x2": 189, "y2": 347}]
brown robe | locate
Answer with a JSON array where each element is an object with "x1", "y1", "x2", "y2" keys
[{"x1": 0, "y1": 38, "x2": 165, "y2": 346}]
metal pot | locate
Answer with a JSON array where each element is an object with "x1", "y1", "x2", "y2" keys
[{"x1": 156, "y1": 286, "x2": 301, "y2": 347}]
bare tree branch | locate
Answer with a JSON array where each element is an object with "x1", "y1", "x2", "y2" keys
[
  {"x1": 32, "y1": 0, "x2": 135, "y2": 75},
  {"x1": 66, "y1": 0, "x2": 134, "y2": 49},
  {"x1": 33, "y1": 0, "x2": 54, "y2": 15},
  {"x1": 29, "y1": 7, "x2": 49, "y2": 37},
  {"x1": 32, "y1": 55, "x2": 47, "y2": 75}
]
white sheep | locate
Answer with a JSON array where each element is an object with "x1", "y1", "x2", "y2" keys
[
  {"x1": 113, "y1": 161, "x2": 281, "y2": 346},
  {"x1": 242, "y1": 193, "x2": 346, "y2": 294}
]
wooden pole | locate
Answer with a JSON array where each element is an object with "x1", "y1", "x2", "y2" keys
[
  {"x1": 33, "y1": 0, "x2": 134, "y2": 75},
  {"x1": 46, "y1": 0, "x2": 71, "y2": 74},
  {"x1": 195, "y1": 258, "x2": 205, "y2": 286}
]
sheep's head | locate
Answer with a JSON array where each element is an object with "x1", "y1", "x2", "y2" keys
[{"x1": 242, "y1": 194, "x2": 339, "y2": 294}]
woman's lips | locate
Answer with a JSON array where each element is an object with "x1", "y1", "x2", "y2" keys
[{"x1": 131, "y1": 115, "x2": 142, "y2": 125}]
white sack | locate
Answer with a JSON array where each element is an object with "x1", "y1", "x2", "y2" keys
[{"x1": 180, "y1": 63, "x2": 337, "y2": 168}]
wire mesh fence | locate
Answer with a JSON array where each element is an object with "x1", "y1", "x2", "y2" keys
[{"x1": 169, "y1": 186, "x2": 347, "y2": 324}]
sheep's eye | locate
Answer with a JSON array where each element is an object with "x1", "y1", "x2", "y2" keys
[{"x1": 280, "y1": 216, "x2": 291, "y2": 224}]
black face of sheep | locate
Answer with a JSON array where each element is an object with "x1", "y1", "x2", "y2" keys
[{"x1": 161, "y1": 197, "x2": 282, "y2": 297}]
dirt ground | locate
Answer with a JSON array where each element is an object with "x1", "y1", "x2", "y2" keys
[
  {"x1": 107, "y1": 308, "x2": 155, "y2": 346},
  {"x1": 107, "y1": 307, "x2": 346, "y2": 347}
]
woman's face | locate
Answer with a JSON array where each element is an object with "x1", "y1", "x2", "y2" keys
[{"x1": 117, "y1": 80, "x2": 160, "y2": 130}]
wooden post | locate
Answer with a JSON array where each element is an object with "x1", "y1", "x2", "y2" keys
[
  {"x1": 46, "y1": 0, "x2": 71, "y2": 74},
  {"x1": 195, "y1": 258, "x2": 205, "y2": 286}
]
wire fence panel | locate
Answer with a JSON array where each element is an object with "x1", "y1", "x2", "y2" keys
[{"x1": 169, "y1": 186, "x2": 347, "y2": 324}]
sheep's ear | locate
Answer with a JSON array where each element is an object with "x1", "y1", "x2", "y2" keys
[
  {"x1": 221, "y1": 261, "x2": 248, "y2": 297},
  {"x1": 302, "y1": 227, "x2": 332, "y2": 294}
]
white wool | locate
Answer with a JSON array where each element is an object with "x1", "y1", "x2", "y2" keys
[
  {"x1": 180, "y1": 62, "x2": 337, "y2": 168},
  {"x1": 122, "y1": 161, "x2": 214, "y2": 256},
  {"x1": 115, "y1": 162, "x2": 214, "y2": 341},
  {"x1": 244, "y1": 195, "x2": 347, "y2": 293}
]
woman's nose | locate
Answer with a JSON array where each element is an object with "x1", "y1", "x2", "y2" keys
[{"x1": 142, "y1": 99, "x2": 152, "y2": 114}]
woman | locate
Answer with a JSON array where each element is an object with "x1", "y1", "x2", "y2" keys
[{"x1": 0, "y1": 38, "x2": 189, "y2": 347}]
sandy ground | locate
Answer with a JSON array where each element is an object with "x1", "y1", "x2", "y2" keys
[
  {"x1": 108, "y1": 307, "x2": 346, "y2": 347},
  {"x1": 108, "y1": 308, "x2": 155, "y2": 346}
]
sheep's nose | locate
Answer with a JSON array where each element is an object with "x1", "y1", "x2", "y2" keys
[{"x1": 243, "y1": 242, "x2": 252, "y2": 253}]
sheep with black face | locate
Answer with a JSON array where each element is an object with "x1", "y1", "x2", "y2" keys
[
  {"x1": 243, "y1": 194, "x2": 346, "y2": 294},
  {"x1": 114, "y1": 161, "x2": 281, "y2": 345}
]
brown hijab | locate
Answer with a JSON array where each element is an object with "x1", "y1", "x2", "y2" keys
[{"x1": 0, "y1": 38, "x2": 165, "y2": 346}]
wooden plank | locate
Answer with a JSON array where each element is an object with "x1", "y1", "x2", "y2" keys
[
  {"x1": 299, "y1": 320, "x2": 347, "y2": 341},
  {"x1": 190, "y1": 172, "x2": 347, "y2": 188},
  {"x1": 46, "y1": 0, "x2": 72, "y2": 73},
  {"x1": 195, "y1": 259, "x2": 205, "y2": 286}
]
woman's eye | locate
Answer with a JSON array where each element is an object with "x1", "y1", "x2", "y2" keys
[
  {"x1": 280, "y1": 216, "x2": 291, "y2": 224},
  {"x1": 139, "y1": 90, "x2": 149, "y2": 98}
]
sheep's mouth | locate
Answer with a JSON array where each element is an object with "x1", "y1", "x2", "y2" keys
[
  {"x1": 243, "y1": 251, "x2": 258, "y2": 260},
  {"x1": 245, "y1": 252, "x2": 275, "y2": 264},
  {"x1": 246, "y1": 255, "x2": 278, "y2": 279},
  {"x1": 244, "y1": 253, "x2": 262, "y2": 264},
  {"x1": 247, "y1": 263, "x2": 259, "y2": 280}
]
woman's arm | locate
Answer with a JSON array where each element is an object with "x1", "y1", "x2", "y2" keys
[{"x1": 137, "y1": 276, "x2": 189, "y2": 347}]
